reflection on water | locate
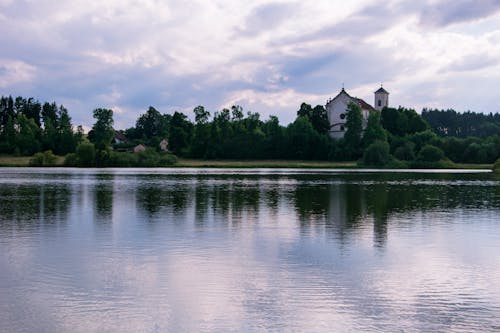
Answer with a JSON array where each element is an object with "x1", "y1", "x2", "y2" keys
[{"x1": 0, "y1": 168, "x2": 499, "y2": 332}]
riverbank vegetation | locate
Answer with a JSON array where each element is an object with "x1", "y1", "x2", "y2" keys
[{"x1": 0, "y1": 95, "x2": 499, "y2": 168}]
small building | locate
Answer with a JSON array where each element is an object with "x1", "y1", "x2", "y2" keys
[
  {"x1": 325, "y1": 86, "x2": 389, "y2": 138},
  {"x1": 133, "y1": 144, "x2": 146, "y2": 153},
  {"x1": 114, "y1": 131, "x2": 127, "y2": 144},
  {"x1": 159, "y1": 139, "x2": 168, "y2": 152}
]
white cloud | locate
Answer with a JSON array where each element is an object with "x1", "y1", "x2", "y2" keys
[
  {"x1": 0, "y1": 0, "x2": 499, "y2": 128},
  {"x1": 0, "y1": 59, "x2": 36, "y2": 88}
]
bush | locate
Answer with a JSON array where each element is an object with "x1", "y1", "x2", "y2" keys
[
  {"x1": 109, "y1": 151, "x2": 137, "y2": 167},
  {"x1": 385, "y1": 158, "x2": 408, "y2": 169},
  {"x1": 136, "y1": 148, "x2": 160, "y2": 167},
  {"x1": 361, "y1": 140, "x2": 390, "y2": 166},
  {"x1": 159, "y1": 153, "x2": 178, "y2": 166},
  {"x1": 417, "y1": 144, "x2": 444, "y2": 162},
  {"x1": 29, "y1": 150, "x2": 57, "y2": 167},
  {"x1": 64, "y1": 153, "x2": 79, "y2": 167},
  {"x1": 76, "y1": 143, "x2": 96, "y2": 167},
  {"x1": 393, "y1": 141, "x2": 415, "y2": 161},
  {"x1": 494, "y1": 159, "x2": 500, "y2": 173}
]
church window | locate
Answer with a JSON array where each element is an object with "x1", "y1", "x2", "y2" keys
[
  {"x1": 340, "y1": 113, "x2": 345, "y2": 119},
  {"x1": 378, "y1": 99, "x2": 381, "y2": 107},
  {"x1": 340, "y1": 125, "x2": 345, "y2": 131}
]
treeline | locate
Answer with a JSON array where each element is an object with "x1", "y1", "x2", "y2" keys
[
  {"x1": 0, "y1": 96, "x2": 83, "y2": 156},
  {"x1": 1, "y1": 94, "x2": 499, "y2": 167},
  {"x1": 422, "y1": 108, "x2": 500, "y2": 138}
]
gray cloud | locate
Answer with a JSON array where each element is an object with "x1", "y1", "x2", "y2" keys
[
  {"x1": 445, "y1": 54, "x2": 500, "y2": 72},
  {"x1": 236, "y1": 2, "x2": 299, "y2": 37},
  {"x1": 1, "y1": 0, "x2": 500, "y2": 129},
  {"x1": 419, "y1": 0, "x2": 500, "y2": 27}
]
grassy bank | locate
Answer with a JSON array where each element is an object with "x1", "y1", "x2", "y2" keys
[
  {"x1": 0, "y1": 155, "x2": 494, "y2": 170},
  {"x1": 0, "y1": 155, "x2": 65, "y2": 167},
  {"x1": 175, "y1": 159, "x2": 357, "y2": 168}
]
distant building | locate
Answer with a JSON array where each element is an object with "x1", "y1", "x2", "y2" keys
[
  {"x1": 326, "y1": 86, "x2": 389, "y2": 138},
  {"x1": 133, "y1": 144, "x2": 146, "y2": 153},
  {"x1": 114, "y1": 130, "x2": 127, "y2": 144},
  {"x1": 159, "y1": 139, "x2": 169, "y2": 152}
]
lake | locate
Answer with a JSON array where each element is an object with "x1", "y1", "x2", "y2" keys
[{"x1": 0, "y1": 168, "x2": 499, "y2": 332}]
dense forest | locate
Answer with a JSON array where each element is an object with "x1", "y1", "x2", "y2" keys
[{"x1": 0, "y1": 95, "x2": 499, "y2": 167}]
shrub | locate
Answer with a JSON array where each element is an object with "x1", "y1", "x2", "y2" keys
[
  {"x1": 136, "y1": 148, "x2": 160, "y2": 167},
  {"x1": 361, "y1": 140, "x2": 390, "y2": 166},
  {"x1": 64, "y1": 153, "x2": 79, "y2": 167},
  {"x1": 494, "y1": 159, "x2": 500, "y2": 173},
  {"x1": 159, "y1": 153, "x2": 178, "y2": 166},
  {"x1": 417, "y1": 144, "x2": 444, "y2": 162},
  {"x1": 29, "y1": 150, "x2": 57, "y2": 167},
  {"x1": 393, "y1": 141, "x2": 415, "y2": 161},
  {"x1": 76, "y1": 143, "x2": 96, "y2": 167},
  {"x1": 109, "y1": 151, "x2": 137, "y2": 167},
  {"x1": 385, "y1": 158, "x2": 408, "y2": 169}
]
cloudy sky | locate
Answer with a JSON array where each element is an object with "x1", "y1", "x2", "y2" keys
[{"x1": 1, "y1": 0, "x2": 500, "y2": 129}]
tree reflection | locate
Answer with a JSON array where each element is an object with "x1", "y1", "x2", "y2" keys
[
  {"x1": 0, "y1": 182, "x2": 71, "y2": 231},
  {"x1": 290, "y1": 173, "x2": 500, "y2": 247},
  {"x1": 136, "y1": 182, "x2": 189, "y2": 219},
  {"x1": 93, "y1": 174, "x2": 114, "y2": 222}
]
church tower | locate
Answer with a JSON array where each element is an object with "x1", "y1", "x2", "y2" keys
[{"x1": 374, "y1": 86, "x2": 389, "y2": 111}]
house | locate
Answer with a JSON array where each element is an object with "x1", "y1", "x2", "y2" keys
[
  {"x1": 326, "y1": 86, "x2": 389, "y2": 138},
  {"x1": 133, "y1": 144, "x2": 146, "y2": 153},
  {"x1": 159, "y1": 139, "x2": 168, "y2": 152},
  {"x1": 114, "y1": 130, "x2": 127, "y2": 144}
]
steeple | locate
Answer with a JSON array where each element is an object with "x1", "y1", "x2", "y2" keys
[{"x1": 374, "y1": 84, "x2": 389, "y2": 111}]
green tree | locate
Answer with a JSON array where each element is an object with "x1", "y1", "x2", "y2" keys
[
  {"x1": 16, "y1": 114, "x2": 41, "y2": 155},
  {"x1": 344, "y1": 102, "x2": 363, "y2": 158},
  {"x1": 362, "y1": 111, "x2": 387, "y2": 148},
  {"x1": 194, "y1": 105, "x2": 210, "y2": 124},
  {"x1": 168, "y1": 111, "x2": 193, "y2": 156},
  {"x1": 135, "y1": 106, "x2": 169, "y2": 145},
  {"x1": 56, "y1": 105, "x2": 77, "y2": 155},
  {"x1": 297, "y1": 103, "x2": 329, "y2": 135},
  {"x1": 88, "y1": 108, "x2": 114, "y2": 150}
]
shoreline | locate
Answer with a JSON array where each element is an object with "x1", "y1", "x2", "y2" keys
[{"x1": 0, "y1": 155, "x2": 494, "y2": 170}]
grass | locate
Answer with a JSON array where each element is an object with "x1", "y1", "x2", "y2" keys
[
  {"x1": 0, "y1": 155, "x2": 495, "y2": 170},
  {"x1": 0, "y1": 155, "x2": 64, "y2": 167},
  {"x1": 175, "y1": 159, "x2": 358, "y2": 168}
]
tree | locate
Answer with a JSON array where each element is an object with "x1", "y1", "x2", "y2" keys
[
  {"x1": 194, "y1": 105, "x2": 210, "y2": 124},
  {"x1": 344, "y1": 102, "x2": 363, "y2": 158},
  {"x1": 56, "y1": 105, "x2": 77, "y2": 155},
  {"x1": 231, "y1": 105, "x2": 243, "y2": 121},
  {"x1": 16, "y1": 114, "x2": 41, "y2": 155},
  {"x1": 297, "y1": 103, "x2": 329, "y2": 135},
  {"x1": 168, "y1": 111, "x2": 193, "y2": 155},
  {"x1": 362, "y1": 111, "x2": 387, "y2": 148},
  {"x1": 135, "y1": 106, "x2": 169, "y2": 144},
  {"x1": 88, "y1": 108, "x2": 114, "y2": 150}
]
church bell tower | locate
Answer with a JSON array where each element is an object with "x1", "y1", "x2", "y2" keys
[{"x1": 374, "y1": 86, "x2": 389, "y2": 111}]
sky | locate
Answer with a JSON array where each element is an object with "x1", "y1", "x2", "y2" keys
[{"x1": 1, "y1": 0, "x2": 500, "y2": 130}]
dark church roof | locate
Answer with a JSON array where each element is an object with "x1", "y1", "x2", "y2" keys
[
  {"x1": 375, "y1": 87, "x2": 389, "y2": 94},
  {"x1": 326, "y1": 88, "x2": 375, "y2": 112},
  {"x1": 353, "y1": 97, "x2": 375, "y2": 111}
]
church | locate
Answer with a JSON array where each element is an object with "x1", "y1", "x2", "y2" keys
[{"x1": 325, "y1": 86, "x2": 389, "y2": 138}]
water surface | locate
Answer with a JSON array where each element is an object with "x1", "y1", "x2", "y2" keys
[{"x1": 0, "y1": 168, "x2": 499, "y2": 332}]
